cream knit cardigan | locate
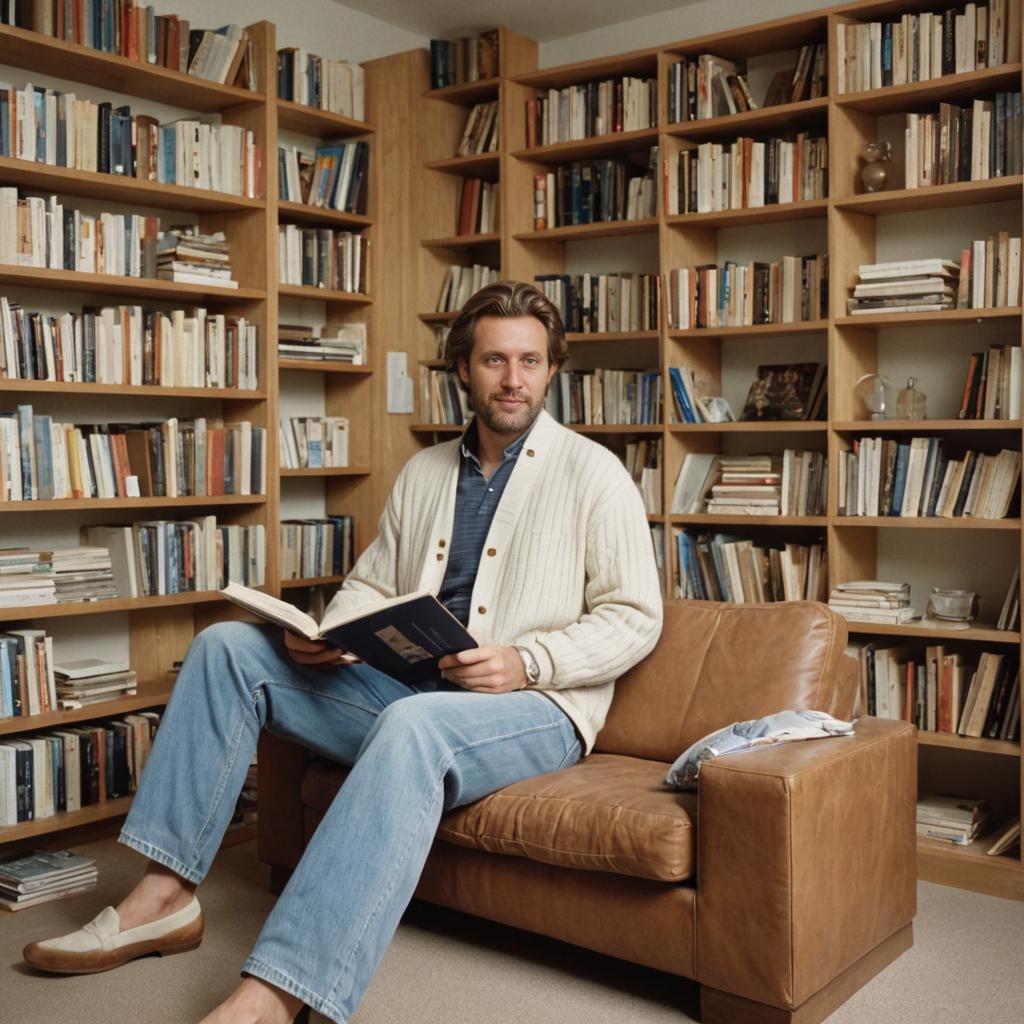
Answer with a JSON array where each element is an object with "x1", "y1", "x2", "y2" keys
[{"x1": 324, "y1": 410, "x2": 664, "y2": 753}]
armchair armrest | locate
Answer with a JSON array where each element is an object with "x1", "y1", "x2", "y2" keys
[{"x1": 695, "y1": 717, "x2": 916, "y2": 1011}]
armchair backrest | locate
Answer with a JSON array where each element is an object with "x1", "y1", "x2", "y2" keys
[{"x1": 595, "y1": 600, "x2": 855, "y2": 763}]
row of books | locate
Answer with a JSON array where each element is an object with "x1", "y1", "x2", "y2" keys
[
  {"x1": 673, "y1": 531, "x2": 828, "y2": 603},
  {"x1": 457, "y1": 101, "x2": 500, "y2": 156},
  {"x1": 666, "y1": 134, "x2": 828, "y2": 215},
  {"x1": 0, "y1": 300, "x2": 259, "y2": 389},
  {"x1": 836, "y1": 4, "x2": 1021, "y2": 94},
  {"x1": 857, "y1": 643, "x2": 1020, "y2": 742},
  {"x1": 0, "y1": 190, "x2": 158, "y2": 277},
  {"x1": 8, "y1": 8, "x2": 256, "y2": 87},
  {"x1": 279, "y1": 417, "x2": 349, "y2": 470},
  {"x1": 997, "y1": 566, "x2": 1020, "y2": 630},
  {"x1": 436, "y1": 264, "x2": 499, "y2": 314},
  {"x1": 623, "y1": 438, "x2": 661, "y2": 515},
  {"x1": 0, "y1": 849, "x2": 99, "y2": 911},
  {"x1": 904, "y1": 94, "x2": 1023, "y2": 188},
  {"x1": 0, "y1": 627, "x2": 56, "y2": 716},
  {"x1": 665, "y1": 255, "x2": 828, "y2": 329},
  {"x1": 0, "y1": 408, "x2": 267, "y2": 500},
  {"x1": 838, "y1": 437, "x2": 1021, "y2": 520},
  {"x1": 456, "y1": 178, "x2": 498, "y2": 235},
  {"x1": 156, "y1": 229, "x2": 237, "y2": 289},
  {"x1": 671, "y1": 451, "x2": 828, "y2": 517},
  {"x1": 0, "y1": 710, "x2": 163, "y2": 826},
  {"x1": 544, "y1": 369, "x2": 662, "y2": 427},
  {"x1": 429, "y1": 31, "x2": 499, "y2": 89},
  {"x1": 667, "y1": 44, "x2": 827, "y2": 123},
  {"x1": 280, "y1": 515, "x2": 356, "y2": 582},
  {"x1": 85, "y1": 518, "x2": 266, "y2": 596},
  {"x1": 277, "y1": 322, "x2": 366, "y2": 365},
  {"x1": 533, "y1": 272, "x2": 660, "y2": 334},
  {"x1": 523, "y1": 76, "x2": 657, "y2": 148},
  {"x1": 420, "y1": 369, "x2": 469, "y2": 426},
  {"x1": 277, "y1": 226, "x2": 368, "y2": 293},
  {"x1": 957, "y1": 345, "x2": 1023, "y2": 420},
  {"x1": 0, "y1": 546, "x2": 114, "y2": 610},
  {"x1": 532, "y1": 150, "x2": 658, "y2": 229},
  {"x1": 829, "y1": 580, "x2": 913, "y2": 626},
  {"x1": 0, "y1": 84, "x2": 261, "y2": 196},
  {"x1": 276, "y1": 46, "x2": 365, "y2": 120},
  {"x1": 278, "y1": 142, "x2": 369, "y2": 214}
]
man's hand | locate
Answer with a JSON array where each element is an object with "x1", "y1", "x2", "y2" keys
[
  {"x1": 438, "y1": 645, "x2": 527, "y2": 693},
  {"x1": 283, "y1": 630, "x2": 351, "y2": 667}
]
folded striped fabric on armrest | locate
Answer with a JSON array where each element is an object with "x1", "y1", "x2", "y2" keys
[{"x1": 665, "y1": 710, "x2": 856, "y2": 791}]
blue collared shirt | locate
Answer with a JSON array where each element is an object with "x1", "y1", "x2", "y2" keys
[{"x1": 438, "y1": 418, "x2": 532, "y2": 626}]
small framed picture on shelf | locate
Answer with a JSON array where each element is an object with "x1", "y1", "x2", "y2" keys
[{"x1": 696, "y1": 396, "x2": 735, "y2": 423}]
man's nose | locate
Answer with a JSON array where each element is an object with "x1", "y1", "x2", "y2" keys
[{"x1": 502, "y1": 363, "x2": 523, "y2": 389}]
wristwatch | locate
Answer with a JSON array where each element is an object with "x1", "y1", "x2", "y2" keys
[{"x1": 514, "y1": 645, "x2": 541, "y2": 687}]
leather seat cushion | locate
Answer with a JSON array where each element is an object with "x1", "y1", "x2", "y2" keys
[{"x1": 302, "y1": 753, "x2": 696, "y2": 883}]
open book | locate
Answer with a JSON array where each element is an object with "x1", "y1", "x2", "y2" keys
[{"x1": 219, "y1": 582, "x2": 477, "y2": 685}]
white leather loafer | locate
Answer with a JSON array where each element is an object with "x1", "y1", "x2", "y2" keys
[{"x1": 23, "y1": 896, "x2": 204, "y2": 974}]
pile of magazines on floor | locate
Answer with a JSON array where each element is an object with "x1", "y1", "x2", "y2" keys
[{"x1": 0, "y1": 849, "x2": 97, "y2": 911}]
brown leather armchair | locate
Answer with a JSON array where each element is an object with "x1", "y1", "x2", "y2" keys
[{"x1": 258, "y1": 600, "x2": 916, "y2": 1023}]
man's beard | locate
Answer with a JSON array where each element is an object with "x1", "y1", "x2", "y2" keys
[{"x1": 468, "y1": 385, "x2": 541, "y2": 435}]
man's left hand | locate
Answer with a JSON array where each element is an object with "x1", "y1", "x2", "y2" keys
[{"x1": 438, "y1": 645, "x2": 527, "y2": 693}]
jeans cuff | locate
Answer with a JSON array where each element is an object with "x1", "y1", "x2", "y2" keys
[
  {"x1": 242, "y1": 957, "x2": 347, "y2": 1023},
  {"x1": 117, "y1": 830, "x2": 205, "y2": 886}
]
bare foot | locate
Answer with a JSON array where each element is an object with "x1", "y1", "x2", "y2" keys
[
  {"x1": 198, "y1": 977, "x2": 303, "y2": 1024},
  {"x1": 116, "y1": 861, "x2": 197, "y2": 931}
]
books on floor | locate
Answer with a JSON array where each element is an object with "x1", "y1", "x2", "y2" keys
[
  {"x1": 828, "y1": 580, "x2": 915, "y2": 625},
  {"x1": 917, "y1": 794, "x2": 990, "y2": 846},
  {"x1": 0, "y1": 849, "x2": 98, "y2": 911}
]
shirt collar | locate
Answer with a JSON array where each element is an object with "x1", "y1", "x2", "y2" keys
[{"x1": 460, "y1": 416, "x2": 535, "y2": 469}]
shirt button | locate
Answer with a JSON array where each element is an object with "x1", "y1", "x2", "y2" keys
[
  {"x1": 488, "y1": 487, "x2": 494, "y2": 492},
  {"x1": 487, "y1": 548, "x2": 496, "y2": 556},
  {"x1": 477, "y1": 605, "x2": 487, "y2": 615}
]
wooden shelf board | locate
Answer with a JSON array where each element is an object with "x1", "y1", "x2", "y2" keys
[
  {"x1": 916, "y1": 731, "x2": 1021, "y2": 757},
  {"x1": 837, "y1": 64, "x2": 1024, "y2": 115},
  {"x1": 669, "y1": 320, "x2": 828, "y2": 339},
  {"x1": 424, "y1": 153, "x2": 500, "y2": 178},
  {"x1": 833, "y1": 177, "x2": 1024, "y2": 216},
  {"x1": 568, "y1": 423, "x2": 662, "y2": 434},
  {"x1": 280, "y1": 466, "x2": 371, "y2": 477},
  {"x1": 276, "y1": 100, "x2": 373, "y2": 137},
  {"x1": 421, "y1": 233, "x2": 501, "y2": 249},
  {"x1": 668, "y1": 421, "x2": 826, "y2": 432},
  {"x1": 665, "y1": 96, "x2": 829, "y2": 140},
  {"x1": 0, "y1": 692, "x2": 172, "y2": 737},
  {"x1": 281, "y1": 575, "x2": 347, "y2": 589},
  {"x1": 666, "y1": 198, "x2": 828, "y2": 228},
  {"x1": 278, "y1": 360, "x2": 373, "y2": 374},
  {"x1": 847, "y1": 622, "x2": 1021, "y2": 645},
  {"x1": 277, "y1": 201, "x2": 372, "y2": 229},
  {"x1": 0, "y1": 795, "x2": 135, "y2": 843},
  {"x1": 832, "y1": 419, "x2": 1023, "y2": 432},
  {"x1": 670, "y1": 514, "x2": 827, "y2": 526},
  {"x1": 0, "y1": 265, "x2": 264, "y2": 302},
  {"x1": 662, "y1": 14, "x2": 828, "y2": 61},
  {"x1": 277, "y1": 285, "x2": 372, "y2": 303},
  {"x1": 511, "y1": 47, "x2": 660, "y2": 90},
  {"x1": 0, "y1": 24, "x2": 263, "y2": 113},
  {"x1": 0, "y1": 591, "x2": 225, "y2": 624},
  {"x1": 831, "y1": 517, "x2": 1020, "y2": 530},
  {"x1": 512, "y1": 127, "x2": 659, "y2": 163},
  {"x1": 425, "y1": 77, "x2": 501, "y2": 105},
  {"x1": 0, "y1": 379, "x2": 265, "y2": 400},
  {"x1": 0, "y1": 495, "x2": 266, "y2": 512},
  {"x1": 514, "y1": 218, "x2": 659, "y2": 242},
  {"x1": 0, "y1": 156, "x2": 265, "y2": 213},
  {"x1": 835, "y1": 307, "x2": 1022, "y2": 329},
  {"x1": 566, "y1": 330, "x2": 660, "y2": 343},
  {"x1": 917, "y1": 837, "x2": 1024, "y2": 901}
]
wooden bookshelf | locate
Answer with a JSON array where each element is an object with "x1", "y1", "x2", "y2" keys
[
  {"x1": 280, "y1": 467, "x2": 372, "y2": 477},
  {"x1": 0, "y1": 593, "x2": 227, "y2": 624},
  {"x1": 836, "y1": 63, "x2": 1024, "y2": 114},
  {"x1": 424, "y1": 154, "x2": 501, "y2": 178},
  {"x1": 276, "y1": 100, "x2": 372, "y2": 137},
  {"x1": 665, "y1": 198, "x2": 829, "y2": 228},
  {"x1": 0, "y1": 380, "x2": 267, "y2": 400},
  {"x1": 277, "y1": 360, "x2": 374, "y2": 374},
  {"x1": 511, "y1": 127, "x2": 660, "y2": 163},
  {"x1": 664, "y1": 97, "x2": 829, "y2": 139},
  {"x1": 513, "y1": 218, "x2": 659, "y2": 242},
  {"x1": 1, "y1": 796, "x2": 135, "y2": 844},
  {"x1": 425, "y1": 77, "x2": 501, "y2": 104},
  {"x1": 833, "y1": 176, "x2": 1024, "y2": 215},
  {"x1": 277, "y1": 200, "x2": 373, "y2": 229},
  {"x1": 280, "y1": 574, "x2": 347, "y2": 589},
  {"x1": 0, "y1": 694, "x2": 173, "y2": 738},
  {"x1": 277, "y1": 284, "x2": 372, "y2": 303}
]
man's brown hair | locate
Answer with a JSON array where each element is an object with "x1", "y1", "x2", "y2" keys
[{"x1": 443, "y1": 280, "x2": 569, "y2": 390}]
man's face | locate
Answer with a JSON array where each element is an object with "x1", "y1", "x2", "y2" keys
[{"x1": 458, "y1": 315, "x2": 558, "y2": 436}]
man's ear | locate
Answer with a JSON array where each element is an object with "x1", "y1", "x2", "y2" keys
[{"x1": 457, "y1": 356, "x2": 470, "y2": 386}]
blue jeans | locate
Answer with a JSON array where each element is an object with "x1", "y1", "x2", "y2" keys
[{"x1": 118, "y1": 621, "x2": 581, "y2": 1022}]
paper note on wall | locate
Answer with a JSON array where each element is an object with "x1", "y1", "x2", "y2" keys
[{"x1": 387, "y1": 351, "x2": 414, "y2": 414}]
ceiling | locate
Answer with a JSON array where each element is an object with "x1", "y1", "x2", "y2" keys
[{"x1": 333, "y1": 0, "x2": 705, "y2": 42}]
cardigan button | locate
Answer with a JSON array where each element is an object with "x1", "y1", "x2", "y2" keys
[
  {"x1": 486, "y1": 548, "x2": 496, "y2": 556},
  {"x1": 526, "y1": 449, "x2": 535, "y2": 457},
  {"x1": 477, "y1": 605, "x2": 487, "y2": 614},
  {"x1": 436, "y1": 553, "x2": 444, "y2": 561},
  {"x1": 439, "y1": 539, "x2": 446, "y2": 548}
]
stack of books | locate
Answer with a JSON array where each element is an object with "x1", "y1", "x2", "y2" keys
[
  {"x1": 705, "y1": 456, "x2": 781, "y2": 517},
  {"x1": 0, "y1": 850, "x2": 98, "y2": 912},
  {"x1": 0, "y1": 549, "x2": 56, "y2": 608},
  {"x1": 52, "y1": 547, "x2": 117, "y2": 604},
  {"x1": 917, "y1": 794, "x2": 991, "y2": 846},
  {"x1": 157, "y1": 230, "x2": 236, "y2": 289},
  {"x1": 525, "y1": 75, "x2": 656, "y2": 145},
  {"x1": 847, "y1": 259, "x2": 959, "y2": 315},
  {"x1": 53, "y1": 658, "x2": 138, "y2": 710},
  {"x1": 828, "y1": 581, "x2": 915, "y2": 625},
  {"x1": 456, "y1": 178, "x2": 499, "y2": 235},
  {"x1": 278, "y1": 323, "x2": 367, "y2": 364},
  {"x1": 958, "y1": 652, "x2": 1020, "y2": 739}
]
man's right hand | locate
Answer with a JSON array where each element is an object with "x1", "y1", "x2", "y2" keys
[{"x1": 283, "y1": 630, "x2": 348, "y2": 666}]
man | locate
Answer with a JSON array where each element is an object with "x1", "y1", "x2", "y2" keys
[{"x1": 24, "y1": 281, "x2": 663, "y2": 1024}]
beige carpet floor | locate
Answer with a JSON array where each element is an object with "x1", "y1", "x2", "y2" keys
[{"x1": 2, "y1": 835, "x2": 1022, "y2": 1023}]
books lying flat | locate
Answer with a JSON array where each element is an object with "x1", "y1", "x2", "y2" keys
[
  {"x1": 220, "y1": 582, "x2": 477, "y2": 685},
  {"x1": 0, "y1": 849, "x2": 98, "y2": 908}
]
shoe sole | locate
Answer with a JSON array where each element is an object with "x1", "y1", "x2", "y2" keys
[{"x1": 23, "y1": 915, "x2": 204, "y2": 975}]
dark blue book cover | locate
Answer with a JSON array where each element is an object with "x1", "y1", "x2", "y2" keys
[{"x1": 890, "y1": 443, "x2": 911, "y2": 515}]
